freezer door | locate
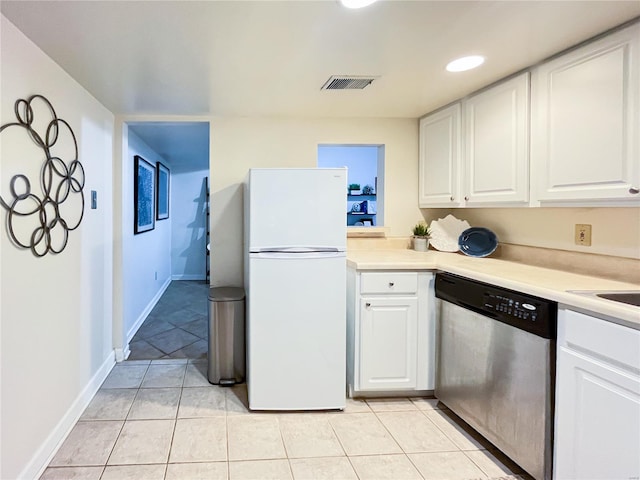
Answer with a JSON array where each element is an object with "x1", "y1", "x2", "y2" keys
[
  {"x1": 247, "y1": 254, "x2": 346, "y2": 410},
  {"x1": 248, "y1": 168, "x2": 346, "y2": 251}
]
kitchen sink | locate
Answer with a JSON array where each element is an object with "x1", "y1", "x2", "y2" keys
[
  {"x1": 595, "y1": 292, "x2": 640, "y2": 307},
  {"x1": 568, "y1": 290, "x2": 640, "y2": 307}
]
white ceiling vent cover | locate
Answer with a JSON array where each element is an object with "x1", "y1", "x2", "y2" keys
[{"x1": 321, "y1": 75, "x2": 378, "y2": 90}]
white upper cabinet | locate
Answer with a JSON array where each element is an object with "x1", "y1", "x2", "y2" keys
[
  {"x1": 419, "y1": 73, "x2": 530, "y2": 208},
  {"x1": 419, "y1": 103, "x2": 462, "y2": 207},
  {"x1": 464, "y1": 73, "x2": 530, "y2": 205},
  {"x1": 531, "y1": 23, "x2": 640, "y2": 204}
]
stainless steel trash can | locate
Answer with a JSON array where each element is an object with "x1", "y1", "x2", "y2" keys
[{"x1": 207, "y1": 287, "x2": 245, "y2": 385}]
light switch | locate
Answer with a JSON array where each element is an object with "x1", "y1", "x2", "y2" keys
[{"x1": 91, "y1": 190, "x2": 97, "y2": 209}]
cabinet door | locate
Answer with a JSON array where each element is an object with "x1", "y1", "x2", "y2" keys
[
  {"x1": 554, "y1": 348, "x2": 640, "y2": 479},
  {"x1": 555, "y1": 309, "x2": 640, "y2": 479},
  {"x1": 419, "y1": 104, "x2": 462, "y2": 207},
  {"x1": 532, "y1": 24, "x2": 640, "y2": 204},
  {"x1": 464, "y1": 73, "x2": 529, "y2": 204},
  {"x1": 359, "y1": 296, "x2": 418, "y2": 390}
]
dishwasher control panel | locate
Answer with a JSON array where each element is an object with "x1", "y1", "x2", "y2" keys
[
  {"x1": 484, "y1": 293, "x2": 538, "y2": 322},
  {"x1": 435, "y1": 272, "x2": 557, "y2": 339}
]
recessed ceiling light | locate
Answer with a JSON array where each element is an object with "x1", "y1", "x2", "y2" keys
[
  {"x1": 340, "y1": 0, "x2": 377, "y2": 9},
  {"x1": 446, "y1": 55, "x2": 485, "y2": 72}
]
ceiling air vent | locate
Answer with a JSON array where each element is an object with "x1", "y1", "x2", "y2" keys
[{"x1": 321, "y1": 75, "x2": 378, "y2": 90}]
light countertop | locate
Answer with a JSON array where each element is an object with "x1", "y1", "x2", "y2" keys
[{"x1": 347, "y1": 249, "x2": 640, "y2": 330}]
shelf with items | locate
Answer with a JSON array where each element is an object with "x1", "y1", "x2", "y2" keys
[
  {"x1": 348, "y1": 198, "x2": 376, "y2": 215},
  {"x1": 347, "y1": 193, "x2": 377, "y2": 227},
  {"x1": 347, "y1": 194, "x2": 376, "y2": 200},
  {"x1": 347, "y1": 213, "x2": 376, "y2": 227}
]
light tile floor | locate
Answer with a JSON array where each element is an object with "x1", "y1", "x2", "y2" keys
[
  {"x1": 41, "y1": 360, "x2": 533, "y2": 480},
  {"x1": 129, "y1": 281, "x2": 209, "y2": 360}
]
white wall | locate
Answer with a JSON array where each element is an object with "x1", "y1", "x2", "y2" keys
[
  {"x1": 206, "y1": 114, "x2": 640, "y2": 272},
  {"x1": 210, "y1": 117, "x2": 420, "y2": 287},
  {"x1": 122, "y1": 130, "x2": 172, "y2": 342},
  {"x1": 171, "y1": 168, "x2": 208, "y2": 280},
  {"x1": 0, "y1": 15, "x2": 114, "y2": 479}
]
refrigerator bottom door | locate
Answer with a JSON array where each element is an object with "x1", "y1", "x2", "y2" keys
[{"x1": 247, "y1": 254, "x2": 346, "y2": 410}]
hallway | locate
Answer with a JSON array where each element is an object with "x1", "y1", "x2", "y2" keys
[{"x1": 128, "y1": 281, "x2": 210, "y2": 360}]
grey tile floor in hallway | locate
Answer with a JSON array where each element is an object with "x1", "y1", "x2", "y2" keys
[
  {"x1": 129, "y1": 281, "x2": 210, "y2": 361},
  {"x1": 40, "y1": 360, "x2": 532, "y2": 480}
]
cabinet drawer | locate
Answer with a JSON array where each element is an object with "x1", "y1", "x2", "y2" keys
[
  {"x1": 560, "y1": 309, "x2": 640, "y2": 371},
  {"x1": 360, "y1": 272, "x2": 418, "y2": 295}
]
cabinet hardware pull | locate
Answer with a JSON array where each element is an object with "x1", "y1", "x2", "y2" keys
[
  {"x1": 389, "y1": 282, "x2": 394, "y2": 287},
  {"x1": 450, "y1": 196, "x2": 454, "y2": 201},
  {"x1": 630, "y1": 187, "x2": 640, "y2": 195},
  {"x1": 365, "y1": 302, "x2": 371, "y2": 308},
  {"x1": 464, "y1": 196, "x2": 469, "y2": 201}
]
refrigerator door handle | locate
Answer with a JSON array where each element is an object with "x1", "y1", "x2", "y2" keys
[
  {"x1": 251, "y1": 247, "x2": 344, "y2": 254},
  {"x1": 251, "y1": 251, "x2": 346, "y2": 259}
]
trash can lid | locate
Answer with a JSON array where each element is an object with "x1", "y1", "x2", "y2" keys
[{"x1": 209, "y1": 287, "x2": 245, "y2": 301}]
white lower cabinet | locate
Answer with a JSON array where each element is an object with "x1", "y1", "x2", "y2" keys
[
  {"x1": 554, "y1": 309, "x2": 640, "y2": 479},
  {"x1": 346, "y1": 269, "x2": 435, "y2": 395},
  {"x1": 359, "y1": 296, "x2": 418, "y2": 390}
]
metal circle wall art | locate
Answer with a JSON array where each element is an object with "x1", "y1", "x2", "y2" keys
[{"x1": 0, "y1": 95, "x2": 85, "y2": 257}]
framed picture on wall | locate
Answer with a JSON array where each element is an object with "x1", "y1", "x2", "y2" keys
[
  {"x1": 156, "y1": 161, "x2": 170, "y2": 220},
  {"x1": 134, "y1": 155, "x2": 155, "y2": 234}
]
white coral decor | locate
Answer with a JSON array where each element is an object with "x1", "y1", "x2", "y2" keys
[{"x1": 429, "y1": 214, "x2": 471, "y2": 252}]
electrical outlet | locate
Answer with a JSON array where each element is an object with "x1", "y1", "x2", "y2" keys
[{"x1": 575, "y1": 224, "x2": 592, "y2": 246}]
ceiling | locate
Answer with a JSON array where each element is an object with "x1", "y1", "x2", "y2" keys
[
  {"x1": 128, "y1": 122, "x2": 210, "y2": 170},
  {"x1": 2, "y1": 1, "x2": 639, "y2": 119}
]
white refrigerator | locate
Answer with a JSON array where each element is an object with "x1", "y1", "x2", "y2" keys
[{"x1": 244, "y1": 168, "x2": 347, "y2": 410}]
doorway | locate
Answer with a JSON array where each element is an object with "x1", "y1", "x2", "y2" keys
[
  {"x1": 119, "y1": 121, "x2": 211, "y2": 361},
  {"x1": 317, "y1": 144, "x2": 385, "y2": 228}
]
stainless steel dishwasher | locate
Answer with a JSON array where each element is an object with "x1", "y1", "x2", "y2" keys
[{"x1": 435, "y1": 272, "x2": 557, "y2": 480}]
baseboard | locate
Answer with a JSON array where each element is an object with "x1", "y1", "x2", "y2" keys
[
  {"x1": 349, "y1": 389, "x2": 434, "y2": 398},
  {"x1": 25, "y1": 351, "x2": 116, "y2": 480},
  {"x1": 126, "y1": 276, "x2": 171, "y2": 344},
  {"x1": 171, "y1": 274, "x2": 206, "y2": 281}
]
